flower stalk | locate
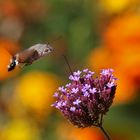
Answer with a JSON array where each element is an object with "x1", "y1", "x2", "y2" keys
[
  {"x1": 98, "y1": 125, "x2": 111, "y2": 140},
  {"x1": 96, "y1": 114, "x2": 112, "y2": 140}
]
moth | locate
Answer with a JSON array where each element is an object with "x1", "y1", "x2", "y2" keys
[{"x1": 8, "y1": 43, "x2": 53, "y2": 71}]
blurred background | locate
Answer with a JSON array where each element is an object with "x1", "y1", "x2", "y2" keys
[{"x1": 0, "y1": 0, "x2": 140, "y2": 140}]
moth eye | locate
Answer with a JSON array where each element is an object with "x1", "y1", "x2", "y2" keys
[{"x1": 45, "y1": 49, "x2": 49, "y2": 52}]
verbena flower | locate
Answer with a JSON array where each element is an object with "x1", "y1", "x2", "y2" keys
[{"x1": 52, "y1": 69, "x2": 117, "y2": 128}]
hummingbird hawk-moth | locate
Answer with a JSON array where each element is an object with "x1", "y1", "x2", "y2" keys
[{"x1": 7, "y1": 43, "x2": 53, "y2": 71}]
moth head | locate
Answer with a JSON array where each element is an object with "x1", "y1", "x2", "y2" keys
[{"x1": 42, "y1": 43, "x2": 53, "y2": 54}]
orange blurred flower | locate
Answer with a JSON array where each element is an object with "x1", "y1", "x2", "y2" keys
[
  {"x1": 16, "y1": 0, "x2": 47, "y2": 21},
  {"x1": 88, "y1": 14, "x2": 140, "y2": 104},
  {"x1": 0, "y1": 0, "x2": 20, "y2": 17},
  {"x1": 14, "y1": 71, "x2": 60, "y2": 118},
  {"x1": 0, "y1": 0, "x2": 47, "y2": 21},
  {"x1": 69, "y1": 127, "x2": 104, "y2": 140},
  {"x1": 57, "y1": 122, "x2": 104, "y2": 140},
  {"x1": 104, "y1": 14, "x2": 140, "y2": 52},
  {"x1": 104, "y1": 14, "x2": 140, "y2": 88},
  {"x1": 0, "y1": 47, "x2": 12, "y2": 80},
  {"x1": 57, "y1": 122, "x2": 132, "y2": 140},
  {"x1": 88, "y1": 46, "x2": 137, "y2": 104},
  {"x1": 0, "y1": 38, "x2": 20, "y2": 80}
]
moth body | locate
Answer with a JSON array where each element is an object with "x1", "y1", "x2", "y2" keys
[{"x1": 8, "y1": 43, "x2": 53, "y2": 71}]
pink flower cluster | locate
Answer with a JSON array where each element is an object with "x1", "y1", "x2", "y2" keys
[{"x1": 52, "y1": 69, "x2": 117, "y2": 128}]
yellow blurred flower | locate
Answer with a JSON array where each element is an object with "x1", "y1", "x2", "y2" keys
[
  {"x1": 99, "y1": 0, "x2": 137, "y2": 14},
  {"x1": 14, "y1": 71, "x2": 59, "y2": 117},
  {"x1": 1, "y1": 119, "x2": 39, "y2": 140}
]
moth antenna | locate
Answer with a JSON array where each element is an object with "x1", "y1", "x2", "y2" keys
[{"x1": 63, "y1": 55, "x2": 73, "y2": 75}]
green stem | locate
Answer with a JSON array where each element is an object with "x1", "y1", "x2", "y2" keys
[
  {"x1": 97, "y1": 114, "x2": 112, "y2": 140},
  {"x1": 98, "y1": 125, "x2": 112, "y2": 140}
]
